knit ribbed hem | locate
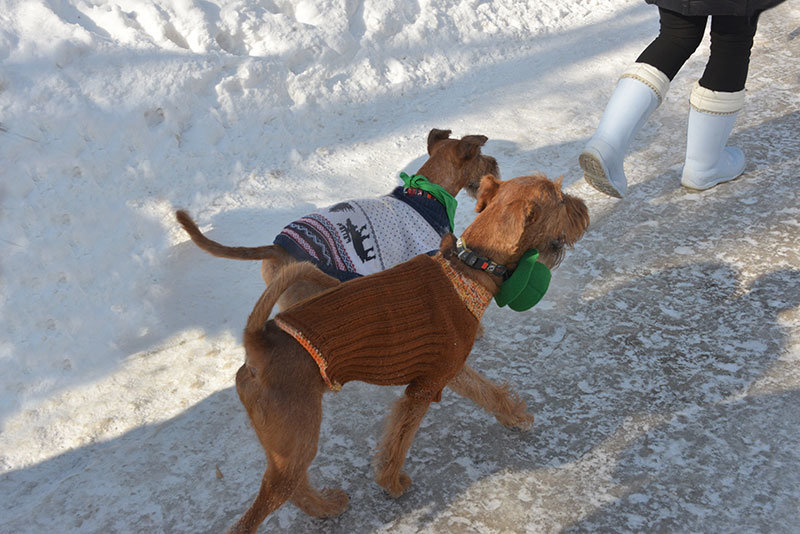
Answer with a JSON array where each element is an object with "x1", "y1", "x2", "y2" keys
[
  {"x1": 620, "y1": 62, "x2": 671, "y2": 104},
  {"x1": 275, "y1": 317, "x2": 342, "y2": 392},
  {"x1": 690, "y1": 82, "x2": 745, "y2": 115},
  {"x1": 433, "y1": 255, "x2": 492, "y2": 320}
]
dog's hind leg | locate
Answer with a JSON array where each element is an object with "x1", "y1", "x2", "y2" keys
[
  {"x1": 290, "y1": 472, "x2": 349, "y2": 517},
  {"x1": 448, "y1": 365, "x2": 534, "y2": 431},
  {"x1": 374, "y1": 394, "x2": 432, "y2": 498},
  {"x1": 232, "y1": 350, "x2": 330, "y2": 530},
  {"x1": 230, "y1": 398, "x2": 324, "y2": 531},
  {"x1": 229, "y1": 451, "x2": 306, "y2": 534}
]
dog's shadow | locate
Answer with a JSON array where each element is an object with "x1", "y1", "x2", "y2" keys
[
  {"x1": 124, "y1": 203, "x2": 318, "y2": 356},
  {"x1": 363, "y1": 264, "x2": 800, "y2": 532},
  {"x1": 2, "y1": 261, "x2": 797, "y2": 532}
]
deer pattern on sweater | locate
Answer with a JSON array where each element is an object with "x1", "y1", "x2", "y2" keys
[{"x1": 273, "y1": 186, "x2": 450, "y2": 281}]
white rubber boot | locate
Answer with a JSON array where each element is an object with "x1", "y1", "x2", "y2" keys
[
  {"x1": 680, "y1": 83, "x2": 746, "y2": 190},
  {"x1": 580, "y1": 63, "x2": 670, "y2": 198}
]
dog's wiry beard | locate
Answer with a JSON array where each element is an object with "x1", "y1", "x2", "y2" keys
[
  {"x1": 465, "y1": 180, "x2": 480, "y2": 199},
  {"x1": 466, "y1": 156, "x2": 500, "y2": 199},
  {"x1": 540, "y1": 245, "x2": 566, "y2": 270}
]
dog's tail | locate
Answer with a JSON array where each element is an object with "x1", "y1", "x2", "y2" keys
[
  {"x1": 245, "y1": 262, "x2": 340, "y2": 334},
  {"x1": 175, "y1": 210, "x2": 279, "y2": 260}
]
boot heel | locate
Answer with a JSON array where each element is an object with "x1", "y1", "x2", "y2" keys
[{"x1": 580, "y1": 151, "x2": 622, "y2": 198}]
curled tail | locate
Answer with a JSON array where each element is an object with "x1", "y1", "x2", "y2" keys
[
  {"x1": 245, "y1": 262, "x2": 340, "y2": 334},
  {"x1": 175, "y1": 210, "x2": 278, "y2": 260}
]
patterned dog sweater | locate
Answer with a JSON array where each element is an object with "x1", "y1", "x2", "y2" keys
[
  {"x1": 273, "y1": 186, "x2": 450, "y2": 281},
  {"x1": 274, "y1": 254, "x2": 492, "y2": 402}
]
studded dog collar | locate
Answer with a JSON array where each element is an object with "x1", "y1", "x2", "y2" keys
[{"x1": 455, "y1": 237, "x2": 511, "y2": 280}]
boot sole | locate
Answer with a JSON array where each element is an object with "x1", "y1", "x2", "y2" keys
[
  {"x1": 681, "y1": 173, "x2": 742, "y2": 191},
  {"x1": 682, "y1": 148, "x2": 746, "y2": 191},
  {"x1": 579, "y1": 152, "x2": 622, "y2": 198}
]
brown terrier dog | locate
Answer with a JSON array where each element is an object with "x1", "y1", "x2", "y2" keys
[
  {"x1": 177, "y1": 129, "x2": 538, "y2": 431},
  {"x1": 230, "y1": 173, "x2": 589, "y2": 533}
]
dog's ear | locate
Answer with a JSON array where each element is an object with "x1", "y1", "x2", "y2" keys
[
  {"x1": 486, "y1": 198, "x2": 531, "y2": 255},
  {"x1": 475, "y1": 174, "x2": 501, "y2": 212},
  {"x1": 456, "y1": 135, "x2": 489, "y2": 161},
  {"x1": 438, "y1": 233, "x2": 457, "y2": 257},
  {"x1": 561, "y1": 193, "x2": 590, "y2": 245},
  {"x1": 427, "y1": 128, "x2": 452, "y2": 154}
]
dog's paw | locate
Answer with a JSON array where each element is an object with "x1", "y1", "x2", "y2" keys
[
  {"x1": 496, "y1": 411, "x2": 535, "y2": 431},
  {"x1": 292, "y1": 487, "x2": 350, "y2": 517},
  {"x1": 318, "y1": 488, "x2": 350, "y2": 516},
  {"x1": 492, "y1": 389, "x2": 535, "y2": 431},
  {"x1": 227, "y1": 519, "x2": 257, "y2": 534},
  {"x1": 376, "y1": 471, "x2": 412, "y2": 498}
]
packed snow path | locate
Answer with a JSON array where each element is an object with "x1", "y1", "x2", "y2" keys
[{"x1": 1, "y1": 1, "x2": 799, "y2": 532}]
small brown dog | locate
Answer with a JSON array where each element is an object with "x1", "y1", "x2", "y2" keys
[
  {"x1": 175, "y1": 128, "x2": 498, "y2": 304},
  {"x1": 230, "y1": 173, "x2": 589, "y2": 532}
]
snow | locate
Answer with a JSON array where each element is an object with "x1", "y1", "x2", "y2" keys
[{"x1": 2, "y1": 0, "x2": 800, "y2": 532}]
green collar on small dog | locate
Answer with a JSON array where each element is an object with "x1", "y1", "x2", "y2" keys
[
  {"x1": 400, "y1": 172, "x2": 457, "y2": 232},
  {"x1": 494, "y1": 249, "x2": 551, "y2": 312}
]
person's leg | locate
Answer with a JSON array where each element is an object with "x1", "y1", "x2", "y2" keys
[
  {"x1": 682, "y1": 14, "x2": 760, "y2": 190},
  {"x1": 637, "y1": 9, "x2": 708, "y2": 79},
  {"x1": 581, "y1": 9, "x2": 705, "y2": 198},
  {"x1": 700, "y1": 13, "x2": 760, "y2": 92}
]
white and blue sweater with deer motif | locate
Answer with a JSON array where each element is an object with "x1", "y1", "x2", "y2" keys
[{"x1": 274, "y1": 186, "x2": 450, "y2": 281}]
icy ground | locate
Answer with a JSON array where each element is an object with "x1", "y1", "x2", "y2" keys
[{"x1": 1, "y1": 0, "x2": 799, "y2": 532}]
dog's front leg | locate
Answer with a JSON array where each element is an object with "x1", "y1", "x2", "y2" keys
[
  {"x1": 374, "y1": 394, "x2": 431, "y2": 498},
  {"x1": 448, "y1": 365, "x2": 534, "y2": 431}
]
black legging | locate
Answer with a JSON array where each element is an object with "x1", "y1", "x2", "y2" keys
[{"x1": 636, "y1": 8, "x2": 760, "y2": 92}]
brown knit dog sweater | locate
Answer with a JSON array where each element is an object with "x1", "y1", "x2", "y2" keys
[{"x1": 274, "y1": 254, "x2": 491, "y2": 402}]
